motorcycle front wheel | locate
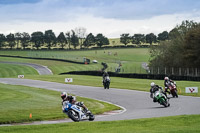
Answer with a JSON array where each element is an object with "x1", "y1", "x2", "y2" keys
[
  {"x1": 89, "y1": 114, "x2": 95, "y2": 121},
  {"x1": 160, "y1": 98, "x2": 168, "y2": 107},
  {"x1": 68, "y1": 110, "x2": 80, "y2": 122}
]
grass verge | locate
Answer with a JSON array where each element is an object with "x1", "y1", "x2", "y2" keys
[
  {"x1": 0, "y1": 63, "x2": 38, "y2": 77},
  {"x1": 0, "y1": 114, "x2": 200, "y2": 133},
  {"x1": 0, "y1": 83, "x2": 120, "y2": 124}
]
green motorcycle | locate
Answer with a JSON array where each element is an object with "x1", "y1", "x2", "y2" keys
[{"x1": 153, "y1": 90, "x2": 170, "y2": 107}]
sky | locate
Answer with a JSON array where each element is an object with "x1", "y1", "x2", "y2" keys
[{"x1": 0, "y1": 0, "x2": 200, "y2": 38}]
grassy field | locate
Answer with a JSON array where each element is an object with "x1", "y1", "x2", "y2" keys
[
  {"x1": 0, "y1": 57, "x2": 102, "y2": 75},
  {"x1": 0, "y1": 48, "x2": 150, "y2": 74},
  {"x1": 23, "y1": 74, "x2": 200, "y2": 97},
  {"x1": 0, "y1": 48, "x2": 200, "y2": 132},
  {"x1": 0, "y1": 83, "x2": 120, "y2": 124},
  {"x1": 0, "y1": 114, "x2": 200, "y2": 133},
  {"x1": 0, "y1": 63, "x2": 39, "y2": 77}
]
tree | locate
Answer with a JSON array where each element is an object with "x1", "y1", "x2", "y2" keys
[
  {"x1": 95, "y1": 33, "x2": 109, "y2": 47},
  {"x1": 15, "y1": 32, "x2": 22, "y2": 49},
  {"x1": 31, "y1": 31, "x2": 44, "y2": 50},
  {"x1": 149, "y1": 20, "x2": 200, "y2": 68},
  {"x1": 120, "y1": 33, "x2": 130, "y2": 46},
  {"x1": 57, "y1": 32, "x2": 67, "y2": 49},
  {"x1": 71, "y1": 30, "x2": 79, "y2": 49},
  {"x1": 74, "y1": 27, "x2": 87, "y2": 49},
  {"x1": 44, "y1": 30, "x2": 56, "y2": 49},
  {"x1": 83, "y1": 33, "x2": 95, "y2": 48},
  {"x1": 6, "y1": 33, "x2": 16, "y2": 49},
  {"x1": 183, "y1": 24, "x2": 200, "y2": 67},
  {"x1": 157, "y1": 31, "x2": 169, "y2": 41},
  {"x1": 21, "y1": 32, "x2": 30, "y2": 49},
  {"x1": 132, "y1": 34, "x2": 145, "y2": 45},
  {"x1": 0, "y1": 34, "x2": 6, "y2": 49},
  {"x1": 168, "y1": 20, "x2": 197, "y2": 41},
  {"x1": 66, "y1": 31, "x2": 72, "y2": 49},
  {"x1": 145, "y1": 33, "x2": 157, "y2": 45}
]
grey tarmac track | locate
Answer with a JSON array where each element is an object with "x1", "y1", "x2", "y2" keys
[
  {"x1": 0, "y1": 61, "x2": 52, "y2": 75},
  {"x1": 0, "y1": 78, "x2": 200, "y2": 126}
]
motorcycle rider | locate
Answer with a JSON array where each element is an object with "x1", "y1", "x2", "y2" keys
[
  {"x1": 102, "y1": 71, "x2": 110, "y2": 84},
  {"x1": 101, "y1": 62, "x2": 108, "y2": 71},
  {"x1": 150, "y1": 82, "x2": 168, "y2": 102},
  {"x1": 164, "y1": 77, "x2": 175, "y2": 94},
  {"x1": 61, "y1": 92, "x2": 90, "y2": 114}
]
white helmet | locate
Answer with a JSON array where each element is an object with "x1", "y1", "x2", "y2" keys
[
  {"x1": 164, "y1": 77, "x2": 169, "y2": 80},
  {"x1": 61, "y1": 92, "x2": 67, "y2": 100},
  {"x1": 150, "y1": 82, "x2": 155, "y2": 87}
]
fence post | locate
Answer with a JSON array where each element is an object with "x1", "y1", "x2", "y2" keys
[
  {"x1": 152, "y1": 67, "x2": 154, "y2": 74},
  {"x1": 187, "y1": 68, "x2": 189, "y2": 76},
  {"x1": 172, "y1": 67, "x2": 174, "y2": 75},
  {"x1": 158, "y1": 67, "x2": 160, "y2": 74},
  {"x1": 165, "y1": 67, "x2": 166, "y2": 75},
  {"x1": 195, "y1": 68, "x2": 198, "y2": 76},
  {"x1": 179, "y1": 68, "x2": 181, "y2": 76}
]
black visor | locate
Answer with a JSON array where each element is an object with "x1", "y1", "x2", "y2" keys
[{"x1": 61, "y1": 95, "x2": 66, "y2": 99}]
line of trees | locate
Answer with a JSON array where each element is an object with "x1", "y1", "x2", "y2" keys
[
  {"x1": 0, "y1": 28, "x2": 109, "y2": 50},
  {"x1": 0, "y1": 26, "x2": 172, "y2": 50},
  {"x1": 120, "y1": 31, "x2": 169, "y2": 46}
]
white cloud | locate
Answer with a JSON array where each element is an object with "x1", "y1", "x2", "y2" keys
[
  {"x1": 1, "y1": 11, "x2": 200, "y2": 38},
  {"x1": 0, "y1": 0, "x2": 200, "y2": 38}
]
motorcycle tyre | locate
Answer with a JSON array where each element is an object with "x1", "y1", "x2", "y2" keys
[
  {"x1": 160, "y1": 98, "x2": 168, "y2": 107},
  {"x1": 89, "y1": 114, "x2": 95, "y2": 121},
  {"x1": 67, "y1": 110, "x2": 80, "y2": 122},
  {"x1": 175, "y1": 91, "x2": 178, "y2": 98}
]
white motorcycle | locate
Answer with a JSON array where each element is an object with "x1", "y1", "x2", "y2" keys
[{"x1": 63, "y1": 101, "x2": 95, "y2": 122}]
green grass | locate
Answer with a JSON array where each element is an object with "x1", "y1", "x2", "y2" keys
[
  {"x1": 0, "y1": 48, "x2": 150, "y2": 74},
  {"x1": 0, "y1": 114, "x2": 200, "y2": 133},
  {"x1": 0, "y1": 64, "x2": 39, "y2": 77},
  {"x1": 0, "y1": 83, "x2": 120, "y2": 124},
  {"x1": 24, "y1": 74, "x2": 200, "y2": 97}
]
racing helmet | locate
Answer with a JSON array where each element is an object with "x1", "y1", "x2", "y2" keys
[
  {"x1": 150, "y1": 82, "x2": 155, "y2": 87},
  {"x1": 164, "y1": 77, "x2": 169, "y2": 80},
  {"x1": 61, "y1": 92, "x2": 67, "y2": 100}
]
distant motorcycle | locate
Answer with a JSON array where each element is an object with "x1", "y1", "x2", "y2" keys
[
  {"x1": 153, "y1": 90, "x2": 170, "y2": 107},
  {"x1": 63, "y1": 101, "x2": 95, "y2": 122},
  {"x1": 168, "y1": 82, "x2": 178, "y2": 98},
  {"x1": 103, "y1": 76, "x2": 110, "y2": 89}
]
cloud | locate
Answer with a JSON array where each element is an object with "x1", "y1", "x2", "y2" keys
[
  {"x1": 1, "y1": 0, "x2": 200, "y2": 22},
  {"x1": 0, "y1": 0, "x2": 200, "y2": 37},
  {"x1": 0, "y1": 0, "x2": 41, "y2": 5}
]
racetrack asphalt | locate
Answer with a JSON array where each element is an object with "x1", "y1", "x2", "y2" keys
[
  {"x1": 0, "y1": 61, "x2": 52, "y2": 75},
  {"x1": 0, "y1": 78, "x2": 200, "y2": 126}
]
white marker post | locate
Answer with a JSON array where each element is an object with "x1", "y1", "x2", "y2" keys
[
  {"x1": 18, "y1": 75, "x2": 24, "y2": 78},
  {"x1": 185, "y1": 87, "x2": 198, "y2": 93},
  {"x1": 65, "y1": 78, "x2": 73, "y2": 83}
]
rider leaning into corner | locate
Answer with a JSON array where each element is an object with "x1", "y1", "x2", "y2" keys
[
  {"x1": 61, "y1": 92, "x2": 91, "y2": 114},
  {"x1": 150, "y1": 82, "x2": 169, "y2": 102},
  {"x1": 164, "y1": 77, "x2": 175, "y2": 94}
]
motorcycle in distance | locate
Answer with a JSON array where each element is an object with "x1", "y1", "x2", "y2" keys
[
  {"x1": 63, "y1": 101, "x2": 95, "y2": 122},
  {"x1": 153, "y1": 89, "x2": 170, "y2": 107},
  {"x1": 168, "y1": 82, "x2": 178, "y2": 98},
  {"x1": 103, "y1": 76, "x2": 110, "y2": 89}
]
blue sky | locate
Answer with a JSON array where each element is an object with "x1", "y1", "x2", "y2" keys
[{"x1": 0, "y1": 0, "x2": 200, "y2": 38}]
